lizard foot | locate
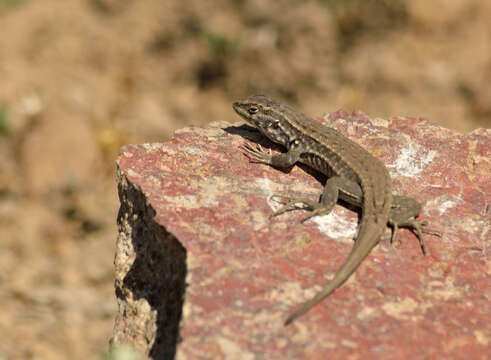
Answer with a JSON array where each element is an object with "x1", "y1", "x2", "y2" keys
[
  {"x1": 240, "y1": 143, "x2": 273, "y2": 165},
  {"x1": 269, "y1": 194, "x2": 334, "y2": 223},
  {"x1": 388, "y1": 218, "x2": 441, "y2": 256}
]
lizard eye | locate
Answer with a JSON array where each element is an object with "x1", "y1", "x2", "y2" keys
[{"x1": 248, "y1": 106, "x2": 258, "y2": 115}]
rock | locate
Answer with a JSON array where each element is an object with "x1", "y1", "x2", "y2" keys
[{"x1": 112, "y1": 111, "x2": 490, "y2": 359}]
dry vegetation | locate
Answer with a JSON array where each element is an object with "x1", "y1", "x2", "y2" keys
[{"x1": 0, "y1": 0, "x2": 489, "y2": 358}]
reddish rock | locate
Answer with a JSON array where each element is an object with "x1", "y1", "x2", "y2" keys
[{"x1": 112, "y1": 111, "x2": 490, "y2": 359}]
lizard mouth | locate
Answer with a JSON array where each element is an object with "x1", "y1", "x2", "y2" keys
[
  {"x1": 232, "y1": 101, "x2": 240, "y2": 113},
  {"x1": 232, "y1": 101, "x2": 252, "y2": 124}
]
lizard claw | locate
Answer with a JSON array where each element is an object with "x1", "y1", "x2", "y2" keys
[
  {"x1": 240, "y1": 142, "x2": 273, "y2": 164},
  {"x1": 269, "y1": 194, "x2": 334, "y2": 222},
  {"x1": 388, "y1": 218, "x2": 441, "y2": 256},
  {"x1": 268, "y1": 194, "x2": 312, "y2": 218}
]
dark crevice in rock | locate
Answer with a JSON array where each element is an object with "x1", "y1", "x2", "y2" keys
[{"x1": 112, "y1": 170, "x2": 187, "y2": 359}]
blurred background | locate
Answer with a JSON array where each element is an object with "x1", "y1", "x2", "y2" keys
[{"x1": 0, "y1": 0, "x2": 489, "y2": 358}]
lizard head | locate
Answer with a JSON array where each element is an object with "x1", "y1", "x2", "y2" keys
[{"x1": 233, "y1": 95, "x2": 291, "y2": 146}]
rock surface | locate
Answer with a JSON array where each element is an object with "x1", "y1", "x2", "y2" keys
[{"x1": 112, "y1": 110, "x2": 490, "y2": 359}]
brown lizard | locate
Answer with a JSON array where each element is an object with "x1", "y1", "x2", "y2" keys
[{"x1": 232, "y1": 95, "x2": 440, "y2": 325}]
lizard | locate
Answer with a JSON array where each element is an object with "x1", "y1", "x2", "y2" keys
[{"x1": 232, "y1": 95, "x2": 440, "y2": 326}]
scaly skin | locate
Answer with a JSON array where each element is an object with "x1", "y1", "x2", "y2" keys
[{"x1": 233, "y1": 95, "x2": 393, "y2": 325}]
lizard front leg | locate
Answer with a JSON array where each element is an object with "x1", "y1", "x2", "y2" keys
[
  {"x1": 242, "y1": 142, "x2": 341, "y2": 222},
  {"x1": 241, "y1": 143, "x2": 301, "y2": 168}
]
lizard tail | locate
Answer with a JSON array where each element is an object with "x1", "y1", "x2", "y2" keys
[{"x1": 284, "y1": 218, "x2": 384, "y2": 326}]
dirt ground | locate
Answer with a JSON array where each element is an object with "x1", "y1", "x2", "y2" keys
[{"x1": 0, "y1": 1, "x2": 489, "y2": 359}]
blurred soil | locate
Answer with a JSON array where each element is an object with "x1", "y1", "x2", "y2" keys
[{"x1": 0, "y1": 0, "x2": 489, "y2": 358}]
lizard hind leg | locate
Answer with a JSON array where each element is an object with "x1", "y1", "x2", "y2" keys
[
  {"x1": 388, "y1": 195, "x2": 441, "y2": 256},
  {"x1": 388, "y1": 217, "x2": 441, "y2": 256},
  {"x1": 269, "y1": 176, "x2": 355, "y2": 223},
  {"x1": 268, "y1": 194, "x2": 336, "y2": 223}
]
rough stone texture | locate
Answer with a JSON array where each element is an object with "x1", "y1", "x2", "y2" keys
[{"x1": 112, "y1": 110, "x2": 490, "y2": 359}]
